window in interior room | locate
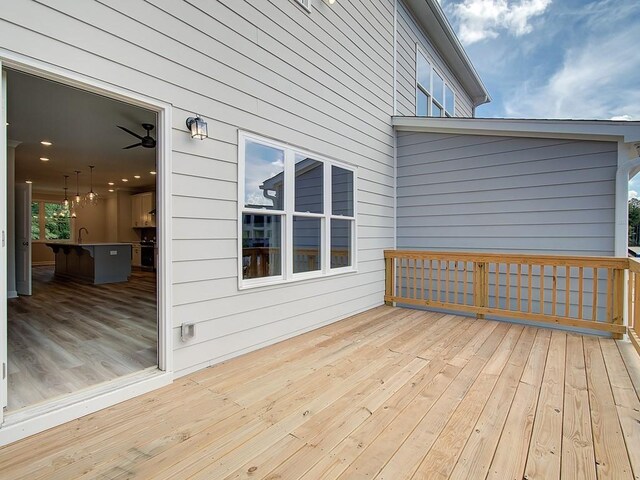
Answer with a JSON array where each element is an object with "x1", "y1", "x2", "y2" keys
[
  {"x1": 239, "y1": 133, "x2": 356, "y2": 287},
  {"x1": 31, "y1": 201, "x2": 40, "y2": 240},
  {"x1": 445, "y1": 85, "x2": 455, "y2": 117}
]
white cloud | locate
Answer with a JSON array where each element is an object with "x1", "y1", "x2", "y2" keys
[
  {"x1": 611, "y1": 115, "x2": 636, "y2": 121},
  {"x1": 504, "y1": 22, "x2": 640, "y2": 119},
  {"x1": 451, "y1": 0, "x2": 551, "y2": 45},
  {"x1": 630, "y1": 190, "x2": 638, "y2": 200}
]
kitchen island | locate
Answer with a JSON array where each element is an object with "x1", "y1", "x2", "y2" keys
[{"x1": 46, "y1": 243, "x2": 132, "y2": 284}]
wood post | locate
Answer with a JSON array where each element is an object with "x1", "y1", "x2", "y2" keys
[
  {"x1": 474, "y1": 261, "x2": 488, "y2": 319},
  {"x1": 385, "y1": 256, "x2": 394, "y2": 306},
  {"x1": 612, "y1": 268, "x2": 625, "y2": 339}
]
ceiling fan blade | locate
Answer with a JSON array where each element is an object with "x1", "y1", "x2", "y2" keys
[
  {"x1": 117, "y1": 125, "x2": 144, "y2": 140},
  {"x1": 123, "y1": 142, "x2": 143, "y2": 149}
]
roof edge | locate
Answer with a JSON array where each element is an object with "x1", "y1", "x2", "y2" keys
[
  {"x1": 392, "y1": 116, "x2": 640, "y2": 143},
  {"x1": 403, "y1": 0, "x2": 491, "y2": 107}
]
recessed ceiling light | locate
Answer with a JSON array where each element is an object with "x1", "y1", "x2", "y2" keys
[
  {"x1": 25, "y1": 180, "x2": 33, "y2": 184},
  {"x1": 108, "y1": 182, "x2": 114, "y2": 186},
  {"x1": 39, "y1": 157, "x2": 49, "y2": 162},
  {"x1": 40, "y1": 141, "x2": 52, "y2": 146},
  {"x1": 122, "y1": 178, "x2": 128, "y2": 182},
  {"x1": 108, "y1": 189, "x2": 114, "y2": 193},
  {"x1": 150, "y1": 171, "x2": 157, "y2": 175},
  {"x1": 134, "y1": 175, "x2": 141, "y2": 179}
]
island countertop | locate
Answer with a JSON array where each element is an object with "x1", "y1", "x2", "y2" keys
[{"x1": 45, "y1": 242, "x2": 134, "y2": 246}]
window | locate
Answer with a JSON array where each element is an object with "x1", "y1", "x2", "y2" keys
[
  {"x1": 295, "y1": 0, "x2": 311, "y2": 12},
  {"x1": 31, "y1": 201, "x2": 71, "y2": 241},
  {"x1": 415, "y1": 47, "x2": 456, "y2": 118},
  {"x1": 239, "y1": 132, "x2": 356, "y2": 287}
]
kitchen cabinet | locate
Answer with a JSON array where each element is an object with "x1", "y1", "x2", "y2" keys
[
  {"x1": 132, "y1": 244, "x2": 141, "y2": 267},
  {"x1": 131, "y1": 192, "x2": 155, "y2": 228}
]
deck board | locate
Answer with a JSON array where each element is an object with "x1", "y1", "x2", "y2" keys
[{"x1": 1, "y1": 306, "x2": 640, "y2": 480}]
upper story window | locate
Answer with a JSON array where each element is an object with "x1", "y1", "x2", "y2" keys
[
  {"x1": 416, "y1": 48, "x2": 456, "y2": 117},
  {"x1": 295, "y1": 0, "x2": 312, "y2": 12},
  {"x1": 239, "y1": 132, "x2": 357, "y2": 289}
]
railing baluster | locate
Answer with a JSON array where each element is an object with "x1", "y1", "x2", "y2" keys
[
  {"x1": 413, "y1": 259, "x2": 417, "y2": 299},
  {"x1": 634, "y1": 271, "x2": 640, "y2": 334},
  {"x1": 445, "y1": 260, "x2": 450, "y2": 304},
  {"x1": 463, "y1": 261, "x2": 468, "y2": 306},
  {"x1": 428, "y1": 259, "x2": 433, "y2": 301},
  {"x1": 421, "y1": 259, "x2": 425, "y2": 301},
  {"x1": 578, "y1": 266, "x2": 584, "y2": 320},
  {"x1": 552, "y1": 265, "x2": 557, "y2": 316},
  {"x1": 565, "y1": 266, "x2": 570, "y2": 317},
  {"x1": 454, "y1": 261, "x2": 459, "y2": 305},
  {"x1": 517, "y1": 264, "x2": 521, "y2": 312},
  {"x1": 436, "y1": 259, "x2": 441, "y2": 302},
  {"x1": 540, "y1": 265, "x2": 545, "y2": 315},
  {"x1": 494, "y1": 263, "x2": 499, "y2": 309},
  {"x1": 528, "y1": 265, "x2": 533, "y2": 313},
  {"x1": 606, "y1": 267, "x2": 613, "y2": 323},
  {"x1": 591, "y1": 267, "x2": 598, "y2": 322},
  {"x1": 506, "y1": 263, "x2": 511, "y2": 311}
]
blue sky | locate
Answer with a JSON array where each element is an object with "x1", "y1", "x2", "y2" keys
[
  {"x1": 439, "y1": 0, "x2": 640, "y2": 196},
  {"x1": 440, "y1": 0, "x2": 640, "y2": 121}
]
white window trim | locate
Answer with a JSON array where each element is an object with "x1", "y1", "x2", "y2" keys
[
  {"x1": 415, "y1": 44, "x2": 456, "y2": 118},
  {"x1": 295, "y1": 0, "x2": 312, "y2": 13},
  {"x1": 238, "y1": 131, "x2": 358, "y2": 290},
  {"x1": 30, "y1": 199, "x2": 75, "y2": 243}
]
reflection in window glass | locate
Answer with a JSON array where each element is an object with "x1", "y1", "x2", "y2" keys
[
  {"x1": 445, "y1": 85, "x2": 455, "y2": 116},
  {"x1": 244, "y1": 140, "x2": 285, "y2": 210},
  {"x1": 332, "y1": 166, "x2": 354, "y2": 216},
  {"x1": 242, "y1": 214, "x2": 282, "y2": 279},
  {"x1": 433, "y1": 71, "x2": 444, "y2": 105},
  {"x1": 331, "y1": 219, "x2": 352, "y2": 268},
  {"x1": 31, "y1": 202, "x2": 40, "y2": 240},
  {"x1": 293, "y1": 217, "x2": 321, "y2": 273},
  {"x1": 417, "y1": 52, "x2": 430, "y2": 89},
  {"x1": 44, "y1": 203, "x2": 70, "y2": 240},
  {"x1": 416, "y1": 89, "x2": 428, "y2": 117},
  {"x1": 295, "y1": 156, "x2": 323, "y2": 213},
  {"x1": 432, "y1": 102, "x2": 443, "y2": 118}
]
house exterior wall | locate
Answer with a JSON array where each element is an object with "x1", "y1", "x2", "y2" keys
[
  {"x1": 0, "y1": 0, "x2": 399, "y2": 377},
  {"x1": 395, "y1": 0, "x2": 474, "y2": 117},
  {"x1": 396, "y1": 131, "x2": 618, "y2": 256}
]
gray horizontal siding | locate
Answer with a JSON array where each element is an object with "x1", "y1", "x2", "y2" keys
[
  {"x1": 395, "y1": 0, "x2": 474, "y2": 117},
  {"x1": 1, "y1": 0, "x2": 396, "y2": 376},
  {"x1": 396, "y1": 132, "x2": 618, "y2": 256}
]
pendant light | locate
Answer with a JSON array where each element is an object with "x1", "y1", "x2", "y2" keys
[
  {"x1": 61, "y1": 175, "x2": 70, "y2": 211},
  {"x1": 72, "y1": 170, "x2": 83, "y2": 209},
  {"x1": 85, "y1": 165, "x2": 99, "y2": 206}
]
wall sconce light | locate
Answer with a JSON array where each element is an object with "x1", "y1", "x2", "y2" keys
[
  {"x1": 324, "y1": 0, "x2": 336, "y2": 4},
  {"x1": 186, "y1": 115, "x2": 208, "y2": 140}
]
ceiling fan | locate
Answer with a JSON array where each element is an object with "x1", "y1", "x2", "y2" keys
[{"x1": 117, "y1": 123, "x2": 156, "y2": 149}]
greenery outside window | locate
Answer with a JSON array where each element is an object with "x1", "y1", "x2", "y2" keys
[{"x1": 31, "y1": 201, "x2": 71, "y2": 241}]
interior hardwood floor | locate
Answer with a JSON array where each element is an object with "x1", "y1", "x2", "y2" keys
[
  {"x1": 1, "y1": 305, "x2": 640, "y2": 479},
  {"x1": 7, "y1": 266, "x2": 157, "y2": 411}
]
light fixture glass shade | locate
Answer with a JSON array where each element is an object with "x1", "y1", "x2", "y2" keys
[
  {"x1": 186, "y1": 116, "x2": 208, "y2": 140},
  {"x1": 72, "y1": 171, "x2": 84, "y2": 209},
  {"x1": 84, "y1": 165, "x2": 99, "y2": 206}
]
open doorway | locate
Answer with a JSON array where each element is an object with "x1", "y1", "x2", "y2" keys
[{"x1": 4, "y1": 69, "x2": 159, "y2": 412}]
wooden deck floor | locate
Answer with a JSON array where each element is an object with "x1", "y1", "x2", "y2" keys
[{"x1": 1, "y1": 306, "x2": 640, "y2": 479}]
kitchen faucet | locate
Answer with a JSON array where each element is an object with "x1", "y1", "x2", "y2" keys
[{"x1": 78, "y1": 227, "x2": 89, "y2": 244}]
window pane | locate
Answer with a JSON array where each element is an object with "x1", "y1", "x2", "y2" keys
[
  {"x1": 417, "y1": 52, "x2": 430, "y2": 90},
  {"x1": 244, "y1": 140, "x2": 285, "y2": 210},
  {"x1": 331, "y1": 219, "x2": 352, "y2": 268},
  {"x1": 433, "y1": 71, "x2": 444, "y2": 105},
  {"x1": 416, "y1": 88, "x2": 428, "y2": 117},
  {"x1": 293, "y1": 216, "x2": 321, "y2": 274},
  {"x1": 445, "y1": 85, "x2": 455, "y2": 115},
  {"x1": 432, "y1": 101, "x2": 443, "y2": 118},
  {"x1": 44, "y1": 203, "x2": 70, "y2": 240},
  {"x1": 242, "y1": 214, "x2": 282, "y2": 279},
  {"x1": 332, "y1": 166, "x2": 354, "y2": 216},
  {"x1": 31, "y1": 202, "x2": 40, "y2": 240},
  {"x1": 295, "y1": 155, "x2": 323, "y2": 213}
]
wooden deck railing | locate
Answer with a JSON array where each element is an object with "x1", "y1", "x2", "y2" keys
[
  {"x1": 384, "y1": 250, "x2": 629, "y2": 339},
  {"x1": 627, "y1": 259, "x2": 640, "y2": 352}
]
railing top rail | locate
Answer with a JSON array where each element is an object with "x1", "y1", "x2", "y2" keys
[
  {"x1": 630, "y1": 258, "x2": 640, "y2": 273},
  {"x1": 384, "y1": 249, "x2": 629, "y2": 269}
]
